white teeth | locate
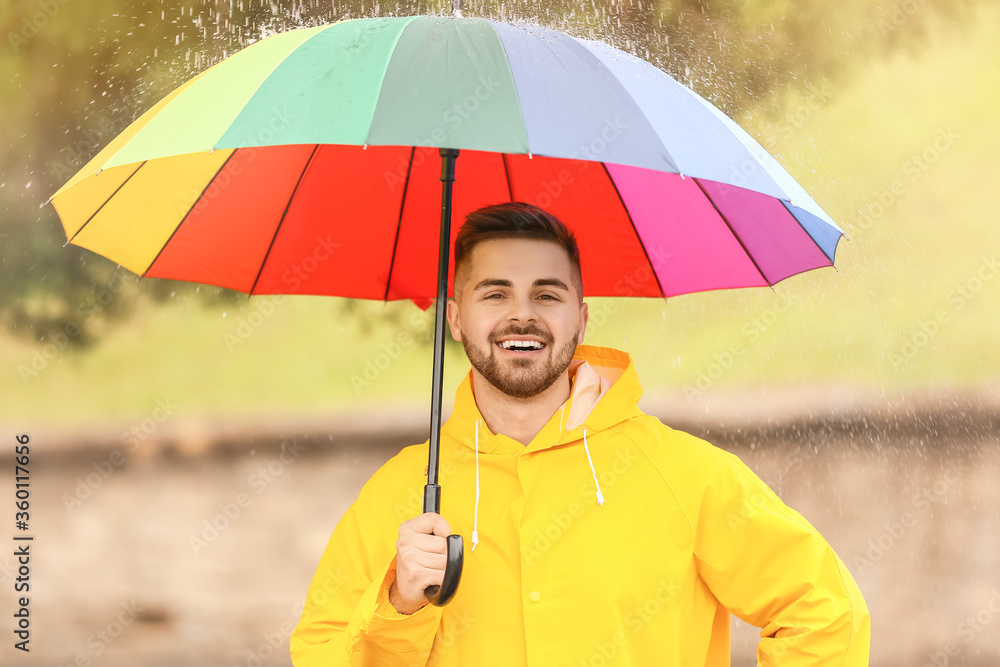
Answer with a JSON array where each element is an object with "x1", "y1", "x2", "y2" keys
[{"x1": 499, "y1": 340, "x2": 544, "y2": 350}]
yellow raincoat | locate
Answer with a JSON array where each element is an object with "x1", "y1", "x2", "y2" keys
[{"x1": 291, "y1": 344, "x2": 870, "y2": 665}]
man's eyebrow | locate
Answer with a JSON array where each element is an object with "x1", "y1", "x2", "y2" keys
[
  {"x1": 533, "y1": 278, "x2": 570, "y2": 291},
  {"x1": 474, "y1": 278, "x2": 569, "y2": 291},
  {"x1": 474, "y1": 279, "x2": 512, "y2": 291}
]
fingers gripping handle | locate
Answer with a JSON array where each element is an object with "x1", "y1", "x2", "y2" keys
[
  {"x1": 424, "y1": 534, "x2": 463, "y2": 606},
  {"x1": 423, "y1": 483, "x2": 464, "y2": 606}
]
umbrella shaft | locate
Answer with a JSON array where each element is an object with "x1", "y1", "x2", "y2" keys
[{"x1": 424, "y1": 148, "x2": 460, "y2": 512}]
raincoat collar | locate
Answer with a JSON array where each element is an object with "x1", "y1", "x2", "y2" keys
[
  {"x1": 443, "y1": 344, "x2": 643, "y2": 455},
  {"x1": 442, "y1": 344, "x2": 645, "y2": 551}
]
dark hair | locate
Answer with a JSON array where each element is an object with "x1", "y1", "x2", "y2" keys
[{"x1": 453, "y1": 202, "x2": 583, "y2": 302}]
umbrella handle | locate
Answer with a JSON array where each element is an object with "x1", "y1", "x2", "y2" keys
[
  {"x1": 421, "y1": 148, "x2": 463, "y2": 608},
  {"x1": 423, "y1": 533, "x2": 464, "y2": 606}
]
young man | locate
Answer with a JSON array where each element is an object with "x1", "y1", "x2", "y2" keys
[{"x1": 290, "y1": 202, "x2": 871, "y2": 666}]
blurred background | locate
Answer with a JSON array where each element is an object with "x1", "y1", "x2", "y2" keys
[{"x1": 1, "y1": 0, "x2": 998, "y2": 665}]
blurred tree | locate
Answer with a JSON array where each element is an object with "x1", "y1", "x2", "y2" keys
[{"x1": 0, "y1": 0, "x2": 983, "y2": 349}]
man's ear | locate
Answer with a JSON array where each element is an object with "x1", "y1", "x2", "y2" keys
[
  {"x1": 446, "y1": 298, "x2": 463, "y2": 342},
  {"x1": 578, "y1": 300, "x2": 589, "y2": 344}
]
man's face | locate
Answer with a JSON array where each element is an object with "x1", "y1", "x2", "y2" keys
[{"x1": 446, "y1": 238, "x2": 588, "y2": 399}]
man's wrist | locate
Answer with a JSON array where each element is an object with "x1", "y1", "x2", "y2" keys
[{"x1": 388, "y1": 581, "x2": 423, "y2": 615}]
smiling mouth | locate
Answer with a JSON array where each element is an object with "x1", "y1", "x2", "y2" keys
[{"x1": 495, "y1": 340, "x2": 547, "y2": 353}]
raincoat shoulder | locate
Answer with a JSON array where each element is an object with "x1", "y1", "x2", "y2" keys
[
  {"x1": 290, "y1": 442, "x2": 445, "y2": 666},
  {"x1": 627, "y1": 420, "x2": 871, "y2": 664}
]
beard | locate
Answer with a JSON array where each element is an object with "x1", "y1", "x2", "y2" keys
[{"x1": 462, "y1": 324, "x2": 580, "y2": 399}]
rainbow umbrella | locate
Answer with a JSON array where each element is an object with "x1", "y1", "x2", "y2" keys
[{"x1": 50, "y1": 11, "x2": 844, "y2": 606}]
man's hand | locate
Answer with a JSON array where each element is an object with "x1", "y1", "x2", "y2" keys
[{"x1": 388, "y1": 512, "x2": 451, "y2": 615}]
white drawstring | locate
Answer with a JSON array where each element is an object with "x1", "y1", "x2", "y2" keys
[
  {"x1": 472, "y1": 419, "x2": 480, "y2": 551},
  {"x1": 582, "y1": 427, "x2": 605, "y2": 506},
  {"x1": 471, "y1": 411, "x2": 604, "y2": 555}
]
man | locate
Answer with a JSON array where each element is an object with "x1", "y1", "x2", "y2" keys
[{"x1": 290, "y1": 202, "x2": 871, "y2": 666}]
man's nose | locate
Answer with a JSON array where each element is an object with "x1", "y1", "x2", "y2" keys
[{"x1": 506, "y1": 294, "x2": 539, "y2": 323}]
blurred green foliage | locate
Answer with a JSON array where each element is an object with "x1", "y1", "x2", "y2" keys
[{"x1": 0, "y1": 0, "x2": 985, "y2": 349}]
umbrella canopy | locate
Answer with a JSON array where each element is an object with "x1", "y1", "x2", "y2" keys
[{"x1": 51, "y1": 15, "x2": 842, "y2": 311}]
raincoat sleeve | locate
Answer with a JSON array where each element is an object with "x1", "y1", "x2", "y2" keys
[
  {"x1": 290, "y1": 464, "x2": 445, "y2": 666},
  {"x1": 691, "y1": 445, "x2": 871, "y2": 666}
]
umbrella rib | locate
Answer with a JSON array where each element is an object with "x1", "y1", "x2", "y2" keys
[
  {"x1": 693, "y1": 178, "x2": 770, "y2": 286},
  {"x1": 382, "y1": 146, "x2": 417, "y2": 303},
  {"x1": 599, "y1": 162, "x2": 666, "y2": 299},
  {"x1": 248, "y1": 144, "x2": 321, "y2": 298},
  {"x1": 66, "y1": 161, "x2": 146, "y2": 245},
  {"x1": 501, "y1": 153, "x2": 514, "y2": 200},
  {"x1": 140, "y1": 151, "x2": 237, "y2": 279},
  {"x1": 778, "y1": 199, "x2": 837, "y2": 265}
]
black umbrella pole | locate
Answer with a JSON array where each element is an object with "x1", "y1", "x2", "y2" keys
[{"x1": 423, "y1": 147, "x2": 463, "y2": 607}]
